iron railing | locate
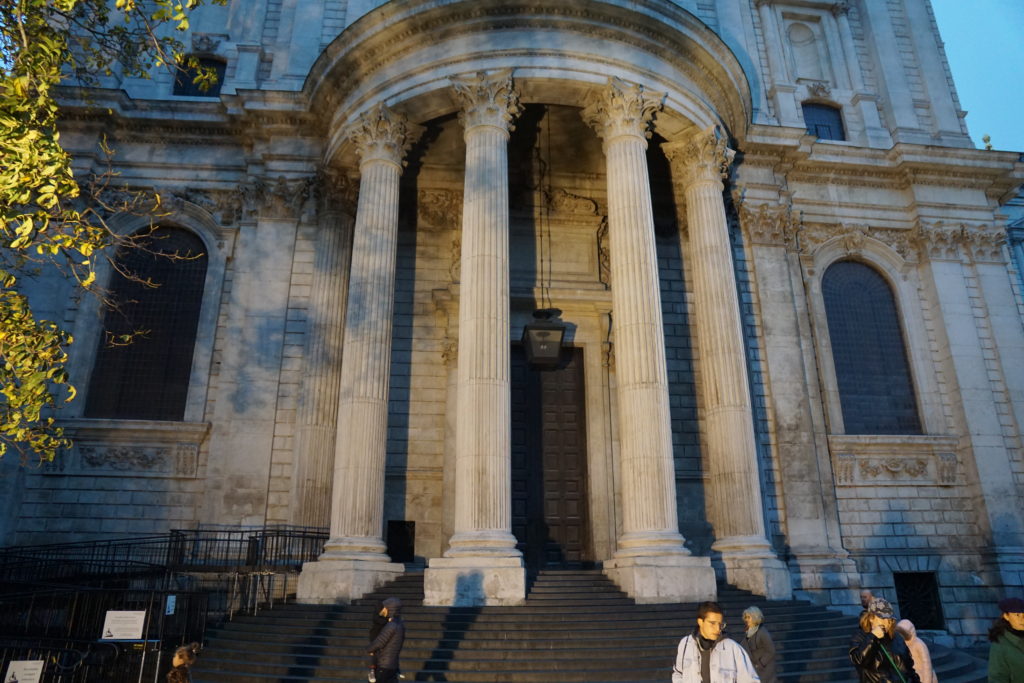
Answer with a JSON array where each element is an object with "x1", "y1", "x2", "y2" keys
[{"x1": 0, "y1": 526, "x2": 328, "y2": 682}]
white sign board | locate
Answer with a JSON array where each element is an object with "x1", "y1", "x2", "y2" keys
[
  {"x1": 4, "y1": 660, "x2": 44, "y2": 683},
  {"x1": 100, "y1": 610, "x2": 147, "y2": 640}
]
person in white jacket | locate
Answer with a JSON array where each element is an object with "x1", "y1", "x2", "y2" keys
[{"x1": 672, "y1": 601, "x2": 761, "y2": 683}]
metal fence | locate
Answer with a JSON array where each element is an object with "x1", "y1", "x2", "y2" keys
[{"x1": 0, "y1": 526, "x2": 328, "y2": 682}]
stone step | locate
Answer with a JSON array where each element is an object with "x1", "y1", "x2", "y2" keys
[{"x1": 192, "y1": 571, "x2": 986, "y2": 683}]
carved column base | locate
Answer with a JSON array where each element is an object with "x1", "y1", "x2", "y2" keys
[
  {"x1": 423, "y1": 556, "x2": 525, "y2": 606},
  {"x1": 296, "y1": 558, "x2": 404, "y2": 604},
  {"x1": 603, "y1": 554, "x2": 717, "y2": 604},
  {"x1": 713, "y1": 536, "x2": 793, "y2": 599},
  {"x1": 786, "y1": 551, "x2": 862, "y2": 610}
]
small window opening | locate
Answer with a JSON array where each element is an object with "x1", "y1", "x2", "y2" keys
[
  {"x1": 803, "y1": 102, "x2": 846, "y2": 141},
  {"x1": 893, "y1": 571, "x2": 945, "y2": 630},
  {"x1": 173, "y1": 56, "x2": 226, "y2": 97}
]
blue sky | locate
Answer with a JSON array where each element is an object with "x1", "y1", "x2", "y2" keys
[{"x1": 931, "y1": 0, "x2": 1024, "y2": 152}]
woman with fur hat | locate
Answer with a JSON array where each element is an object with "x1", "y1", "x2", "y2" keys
[
  {"x1": 849, "y1": 598, "x2": 921, "y2": 683},
  {"x1": 988, "y1": 596, "x2": 1024, "y2": 683},
  {"x1": 166, "y1": 642, "x2": 200, "y2": 683}
]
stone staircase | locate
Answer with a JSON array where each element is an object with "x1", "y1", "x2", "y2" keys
[{"x1": 193, "y1": 570, "x2": 986, "y2": 682}]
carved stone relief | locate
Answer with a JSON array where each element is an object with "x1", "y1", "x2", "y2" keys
[
  {"x1": 912, "y1": 221, "x2": 1008, "y2": 263},
  {"x1": 239, "y1": 175, "x2": 317, "y2": 221},
  {"x1": 419, "y1": 189, "x2": 463, "y2": 231},
  {"x1": 45, "y1": 420, "x2": 209, "y2": 478},
  {"x1": 828, "y1": 435, "x2": 959, "y2": 486}
]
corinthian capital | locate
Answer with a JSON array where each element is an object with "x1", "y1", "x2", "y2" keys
[
  {"x1": 345, "y1": 103, "x2": 423, "y2": 168},
  {"x1": 450, "y1": 69, "x2": 523, "y2": 133},
  {"x1": 663, "y1": 126, "x2": 736, "y2": 188},
  {"x1": 580, "y1": 77, "x2": 664, "y2": 144}
]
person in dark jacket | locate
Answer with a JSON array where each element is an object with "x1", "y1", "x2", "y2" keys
[
  {"x1": 849, "y1": 598, "x2": 921, "y2": 683},
  {"x1": 741, "y1": 606, "x2": 777, "y2": 683},
  {"x1": 367, "y1": 599, "x2": 389, "y2": 682},
  {"x1": 368, "y1": 597, "x2": 406, "y2": 683},
  {"x1": 988, "y1": 596, "x2": 1024, "y2": 683}
]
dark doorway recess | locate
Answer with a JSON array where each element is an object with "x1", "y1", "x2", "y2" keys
[
  {"x1": 893, "y1": 571, "x2": 945, "y2": 630},
  {"x1": 511, "y1": 345, "x2": 593, "y2": 570}
]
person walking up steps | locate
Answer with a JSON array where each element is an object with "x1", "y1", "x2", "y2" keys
[
  {"x1": 741, "y1": 606, "x2": 777, "y2": 683},
  {"x1": 368, "y1": 597, "x2": 406, "y2": 683},
  {"x1": 849, "y1": 597, "x2": 920, "y2": 683}
]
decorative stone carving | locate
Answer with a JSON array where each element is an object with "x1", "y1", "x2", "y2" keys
[
  {"x1": 663, "y1": 126, "x2": 735, "y2": 188},
  {"x1": 936, "y1": 452, "x2": 958, "y2": 485},
  {"x1": 737, "y1": 201, "x2": 801, "y2": 248},
  {"x1": 239, "y1": 175, "x2": 317, "y2": 221},
  {"x1": 419, "y1": 189, "x2": 463, "y2": 230},
  {"x1": 581, "y1": 77, "x2": 664, "y2": 144},
  {"x1": 191, "y1": 34, "x2": 225, "y2": 54},
  {"x1": 315, "y1": 169, "x2": 359, "y2": 216},
  {"x1": 449, "y1": 232, "x2": 461, "y2": 283},
  {"x1": 547, "y1": 188, "x2": 601, "y2": 216},
  {"x1": 441, "y1": 341, "x2": 458, "y2": 367},
  {"x1": 797, "y1": 222, "x2": 918, "y2": 260},
  {"x1": 596, "y1": 217, "x2": 611, "y2": 288},
  {"x1": 912, "y1": 221, "x2": 1008, "y2": 263},
  {"x1": 828, "y1": 435, "x2": 960, "y2": 486},
  {"x1": 806, "y1": 81, "x2": 832, "y2": 98},
  {"x1": 46, "y1": 419, "x2": 209, "y2": 478},
  {"x1": 450, "y1": 69, "x2": 523, "y2": 133},
  {"x1": 831, "y1": 2, "x2": 851, "y2": 18},
  {"x1": 345, "y1": 103, "x2": 424, "y2": 168},
  {"x1": 170, "y1": 187, "x2": 243, "y2": 226}
]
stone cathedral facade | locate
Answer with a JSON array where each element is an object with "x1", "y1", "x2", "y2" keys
[{"x1": 2, "y1": 0, "x2": 1023, "y2": 644}]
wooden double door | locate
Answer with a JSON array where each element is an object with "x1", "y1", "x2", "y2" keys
[{"x1": 510, "y1": 346, "x2": 592, "y2": 570}]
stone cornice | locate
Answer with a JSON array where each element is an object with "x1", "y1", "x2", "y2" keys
[{"x1": 305, "y1": 0, "x2": 751, "y2": 142}]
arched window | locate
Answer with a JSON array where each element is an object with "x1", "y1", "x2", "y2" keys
[
  {"x1": 802, "y1": 103, "x2": 845, "y2": 141},
  {"x1": 84, "y1": 227, "x2": 208, "y2": 421},
  {"x1": 172, "y1": 56, "x2": 226, "y2": 97},
  {"x1": 822, "y1": 261, "x2": 921, "y2": 435}
]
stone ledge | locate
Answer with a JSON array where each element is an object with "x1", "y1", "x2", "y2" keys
[
  {"x1": 44, "y1": 419, "x2": 211, "y2": 478},
  {"x1": 828, "y1": 434, "x2": 960, "y2": 487}
]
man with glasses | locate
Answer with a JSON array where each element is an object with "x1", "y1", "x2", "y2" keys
[{"x1": 672, "y1": 601, "x2": 760, "y2": 682}]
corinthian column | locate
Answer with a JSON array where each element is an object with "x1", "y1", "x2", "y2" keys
[
  {"x1": 664, "y1": 126, "x2": 791, "y2": 599},
  {"x1": 424, "y1": 69, "x2": 526, "y2": 607},
  {"x1": 297, "y1": 103, "x2": 421, "y2": 603},
  {"x1": 581, "y1": 77, "x2": 715, "y2": 603}
]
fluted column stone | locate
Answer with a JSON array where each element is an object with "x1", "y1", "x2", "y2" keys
[
  {"x1": 665, "y1": 126, "x2": 791, "y2": 599},
  {"x1": 297, "y1": 104, "x2": 421, "y2": 603},
  {"x1": 424, "y1": 70, "x2": 526, "y2": 606},
  {"x1": 290, "y1": 174, "x2": 355, "y2": 528},
  {"x1": 581, "y1": 78, "x2": 715, "y2": 603}
]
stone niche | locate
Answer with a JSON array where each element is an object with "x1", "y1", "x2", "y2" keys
[
  {"x1": 45, "y1": 419, "x2": 210, "y2": 478},
  {"x1": 828, "y1": 434, "x2": 960, "y2": 487}
]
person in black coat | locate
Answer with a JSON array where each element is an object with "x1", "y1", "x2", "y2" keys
[
  {"x1": 741, "y1": 605, "x2": 777, "y2": 682},
  {"x1": 849, "y1": 598, "x2": 921, "y2": 683},
  {"x1": 368, "y1": 597, "x2": 406, "y2": 683}
]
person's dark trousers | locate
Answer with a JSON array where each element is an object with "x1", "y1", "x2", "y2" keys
[{"x1": 376, "y1": 669, "x2": 399, "y2": 683}]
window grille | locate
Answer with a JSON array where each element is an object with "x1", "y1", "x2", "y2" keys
[
  {"x1": 822, "y1": 261, "x2": 921, "y2": 434},
  {"x1": 84, "y1": 228, "x2": 208, "y2": 421},
  {"x1": 894, "y1": 572, "x2": 945, "y2": 630},
  {"x1": 803, "y1": 103, "x2": 846, "y2": 140}
]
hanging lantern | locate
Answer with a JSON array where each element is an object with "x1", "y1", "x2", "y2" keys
[{"x1": 521, "y1": 308, "x2": 566, "y2": 369}]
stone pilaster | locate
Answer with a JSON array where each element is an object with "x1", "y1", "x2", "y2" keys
[
  {"x1": 290, "y1": 172, "x2": 357, "y2": 528},
  {"x1": 581, "y1": 78, "x2": 715, "y2": 603},
  {"x1": 424, "y1": 70, "x2": 526, "y2": 606},
  {"x1": 298, "y1": 104, "x2": 421, "y2": 603},
  {"x1": 665, "y1": 127, "x2": 791, "y2": 599}
]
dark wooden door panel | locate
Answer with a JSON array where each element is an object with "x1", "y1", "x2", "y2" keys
[{"x1": 510, "y1": 346, "x2": 591, "y2": 570}]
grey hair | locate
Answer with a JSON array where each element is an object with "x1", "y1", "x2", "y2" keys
[{"x1": 743, "y1": 606, "x2": 765, "y2": 625}]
